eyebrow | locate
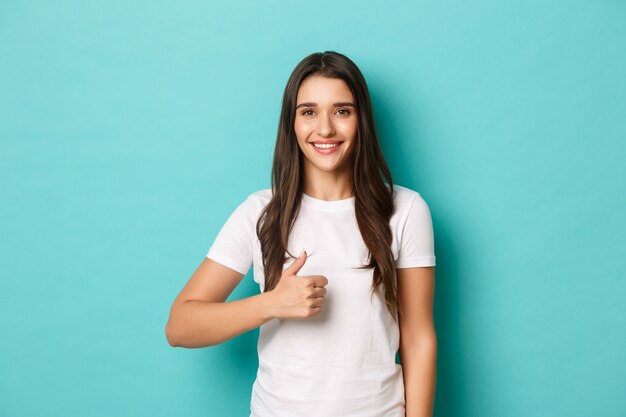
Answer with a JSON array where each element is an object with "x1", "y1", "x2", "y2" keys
[{"x1": 295, "y1": 102, "x2": 356, "y2": 109}]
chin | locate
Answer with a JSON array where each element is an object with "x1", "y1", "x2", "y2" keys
[{"x1": 314, "y1": 161, "x2": 349, "y2": 172}]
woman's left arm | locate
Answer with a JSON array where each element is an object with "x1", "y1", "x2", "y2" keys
[{"x1": 397, "y1": 266, "x2": 437, "y2": 417}]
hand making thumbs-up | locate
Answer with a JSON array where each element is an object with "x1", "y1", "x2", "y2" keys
[{"x1": 269, "y1": 249, "x2": 328, "y2": 320}]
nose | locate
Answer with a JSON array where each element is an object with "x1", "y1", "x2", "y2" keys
[{"x1": 317, "y1": 112, "x2": 335, "y2": 137}]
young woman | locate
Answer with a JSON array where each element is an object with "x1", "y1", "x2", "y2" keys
[{"x1": 165, "y1": 51, "x2": 437, "y2": 417}]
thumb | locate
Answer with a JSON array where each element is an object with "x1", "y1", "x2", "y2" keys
[{"x1": 284, "y1": 249, "x2": 307, "y2": 276}]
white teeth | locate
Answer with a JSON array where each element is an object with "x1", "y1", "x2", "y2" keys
[{"x1": 313, "y1": 143, "x2": 339, "y2": 148}]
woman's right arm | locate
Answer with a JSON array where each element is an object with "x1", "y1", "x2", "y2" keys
[
  {"x1": 165, "y1": 257, "x2": 278, "y2": 348},
  {"x1": 165, "y1": 250, "x2": 327, "y2": 348}
]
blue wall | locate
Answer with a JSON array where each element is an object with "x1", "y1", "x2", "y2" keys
[{"x1": 1, "y1": 1, "x2": 624, "y2": 416}]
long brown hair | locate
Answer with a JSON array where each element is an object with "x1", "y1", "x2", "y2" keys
[{"x1": 256, "y1": 51, "x2": 401, "y2": 320}]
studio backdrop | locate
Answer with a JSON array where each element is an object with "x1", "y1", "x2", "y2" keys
[{"x1": 1, "y1": 1, "x2": 624, "y2": 416}]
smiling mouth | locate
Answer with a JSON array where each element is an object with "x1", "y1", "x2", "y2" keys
[
  {"x1": 309, "y1": 141, "x2": 343, "y2": 154},
  {"x1": 312, "y1": 142, "x2": 340, "y2": 149}
]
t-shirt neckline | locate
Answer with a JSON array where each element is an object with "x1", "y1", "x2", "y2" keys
[{"x1": 301, "y1": 192, "x2": 355, "y2": 211}]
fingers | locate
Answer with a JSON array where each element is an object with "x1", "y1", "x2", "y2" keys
[
  {"x1": 310, "y1": 275, "x2": 328, "y2": 287},
  {"x1": 308, "y1": 286, "x2": 327, "y2": 298},
  {"x1": 283, "y1": 249, "x2": 307, "y2": 276}
]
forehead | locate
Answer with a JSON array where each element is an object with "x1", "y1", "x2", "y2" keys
[{"x1": 296, "y1": 76, "x2": 354, "y2": 103}]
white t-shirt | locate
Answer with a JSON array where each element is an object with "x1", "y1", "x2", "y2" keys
[{"x1": 206, "y1": 184, "x2": 436, "y2": 417}]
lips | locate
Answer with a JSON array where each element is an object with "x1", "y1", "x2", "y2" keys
[{"x1": 309, "y1": 141, "x2": 342, "y2": 154}]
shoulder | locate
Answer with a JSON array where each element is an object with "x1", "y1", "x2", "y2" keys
[
  {"x1": 392, "y1": 184, "x2": 428, "y2": 209},
  {"x1": 390, "y1": 184, "x2": 433, "y2": 230},
  {"x1": 234, "y1": 188, "x2": 273, "y2": 216},
  {"x1": 247, "y1": 188, "x2": 273, "y2": 207},
  {"x1": 219, "y1": 189, "x2": 271, "y2": 236}
]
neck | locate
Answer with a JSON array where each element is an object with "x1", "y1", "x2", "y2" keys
[{"x1": 302, "y1": 162, "x2": 354, "y2": 201}]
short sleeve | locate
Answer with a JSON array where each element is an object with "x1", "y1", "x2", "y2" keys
[
  {"x1": 396, "y1": 194, "x2": 436, "y2": 268},
  {"x1": 206, "y1": 196, "x2": 254, "y2": 275}
]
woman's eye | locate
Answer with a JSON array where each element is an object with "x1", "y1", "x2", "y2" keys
[
  {"x1": 301, "y1": 110, "x2": 314, "y2": 116},
  {"x1": 337, "y1": 109, "x2": 351, "y2": 115}
]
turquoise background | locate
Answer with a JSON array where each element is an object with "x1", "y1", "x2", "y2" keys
[{"x1": 1, "y1": 1, "x2": 624, "y2": 416}]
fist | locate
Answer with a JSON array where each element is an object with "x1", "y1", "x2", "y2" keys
[{"x1": 270, "y1": 250, "x2": 328, "y2": 320}]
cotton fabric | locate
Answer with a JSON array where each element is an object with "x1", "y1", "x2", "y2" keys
[{"x1": 206, "y1": 184, "x2": 436, "y2": 417}]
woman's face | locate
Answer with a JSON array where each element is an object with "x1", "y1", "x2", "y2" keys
[{"x1": 294, "y1": 75, "x2": 358, "y2": 175}]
